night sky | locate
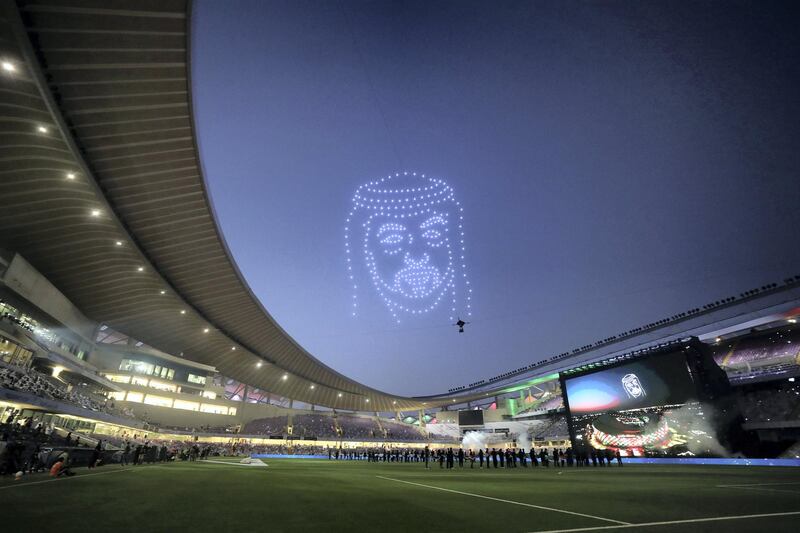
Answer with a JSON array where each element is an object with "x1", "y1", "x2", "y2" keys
[{"x1": 191, "y1": 0, "x2": 800, "y2": 396}]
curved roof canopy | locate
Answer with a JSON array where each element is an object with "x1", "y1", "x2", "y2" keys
[{"x1": 2, "y1": 0, "x2": 534, "y2": 411}]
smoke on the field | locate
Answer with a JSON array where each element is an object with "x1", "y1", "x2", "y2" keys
[
  {"x1": 667, "y1": 403, "x2": 730, "y2": 457},
  {"x1": 516, "y1": 431, "x2": 531, "y2": 452},
  {"x1": 461, "y1": 431, "x2": 488, "y2": 451}
]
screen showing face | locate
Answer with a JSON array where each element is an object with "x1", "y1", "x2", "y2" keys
[{"x1": 563, "y1": 352, "x2": 696, "y2": 414}]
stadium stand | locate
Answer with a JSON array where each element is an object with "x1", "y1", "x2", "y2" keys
[
  {"x1": 292, "y1": 414, "x2": 338, "y2": 438},
  {"x1": 0, "y1": 364, "x2": 108, "y2": 413},
  {"x1": 243, "y1": 416, "x2": 288, "y2": 436},
  {"x1": 336, "y1": 414, "x2": 382, "y2": 439}
]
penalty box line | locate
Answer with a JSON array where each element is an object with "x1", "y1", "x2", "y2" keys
[
  {"x1": 525, "y1": 510, "x2": 800, "y2": 533},
  {"x1": 375, "y1": 475, "x2": 630, "y2": 525}
]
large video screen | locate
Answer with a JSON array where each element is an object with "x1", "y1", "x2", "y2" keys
[
  {"x1": 564, "y1": 351, "x2": 696, "y2": 414},
  {"x1": 458, "y1": 410, "x2": 484, "y2": 426},
  {"x1": 562, "y1": 352, "x2": 722, "y2": 457}
]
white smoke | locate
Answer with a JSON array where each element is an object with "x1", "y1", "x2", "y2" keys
[
  {"x1": 461, "y1": 431, "x2": 488, "y2": 451},
  {"x1": 666, "y1": 403, "x2": 731, "y2": 457},
  {"x1": 516, "y1": 431, "x2": 531, "y2": 452}
]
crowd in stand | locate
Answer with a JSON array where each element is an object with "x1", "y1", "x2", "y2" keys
[
  {"x1": 382, "y1": 420, "x2": 426, "y2": 441},
  {"x1": 738, "y1": 384, "x2": 800, "y2": 423},
  {"x1": 0, "y1": 365, "x2": 106, "y2": 412},
  {"x1": 292, "y1": 414, "x2": 337, "y2": 437},
  {"x1": 243, "y1": 416, "x2": 288, "y2": 435}
]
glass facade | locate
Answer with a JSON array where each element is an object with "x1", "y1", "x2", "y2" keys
[{"x1": 0, "y1": 336, "x2": 33, "y2": 367}]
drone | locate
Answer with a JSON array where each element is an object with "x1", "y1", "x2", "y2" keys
[{"x1": 454, "y1": 318, "x2": 470, "y2": 333}]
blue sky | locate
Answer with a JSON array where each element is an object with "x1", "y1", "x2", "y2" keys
[{"x1": 192, "y1": 0, "x2": 800, "y2": 396}]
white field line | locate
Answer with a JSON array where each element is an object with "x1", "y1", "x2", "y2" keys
[
  {"x1": 716, "y1": 481, "x2": 800, "y2": 487},
  {"x1": 525, "y1": 510, "x2": 800, "y2": 533},
  {"x1": 0, "y1": 467, "x2": 133, "y2": 490},
  {"x1": 200, "y1": 459, "x2": 267, "y2": 467},
  {"x1": 376, "y1": 475, "x2": 629, "y2": 525},
  {"x1": 717, "y1": 485, "x2": 800, "y2": 494}
]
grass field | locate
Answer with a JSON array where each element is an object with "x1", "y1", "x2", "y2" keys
[{"x1": 1, "y1": 458, "x2": 799, "y2": 532}]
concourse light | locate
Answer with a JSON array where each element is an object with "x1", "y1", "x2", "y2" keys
[
  {"x1": 160, "y1": 290, "x2": 166, "y2": 295},
  {"x1": 115, "y1": 241, "x2": 122, "y2": 246},
  {"x1": 310, "y1": 384, "x2": 315, "y2": 389},
  {"x1": 66, "y1": 172, "x2": 76, "y2": 180},
  {"x1": 203, "y1": 328, "x2": 209, "y2": 333},
  {"x1": 137, "y1": 266, "x2": 144, "y2": 272},
  {"x1": 37, "y1": 125, "x2": 48, "y2": 133},
  {"x1": 180, "y1": 310, "x2": 186, "y2": 315},
  {"x1": 281, "y1": 374, "x2": 288, "y2": 380},
  {"x1": 365, "y1": 398, "x2": 370, "y2": 403},
  {"x1": 256, "y1": 362, "x2": 262, "y2": 368},
  {"x1": 1, "y1": 61, "x2": 16, "y2": 73},
  {"x1": 231, "y1": 346, "x2": 236, "y2": 350},
  {"x1": 392, "y1": 401, "x2": 396, "y2": 405},
  {"x1": 338, "y1": 393, "x2": 343, "y2": 397},
  {"x1": 90, "y1": 209, "x2": 101, "y2": 217}
]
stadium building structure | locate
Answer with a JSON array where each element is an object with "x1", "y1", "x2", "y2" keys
[{"x1": 1, "y1": 0, "x2": 799, "y2": 449}]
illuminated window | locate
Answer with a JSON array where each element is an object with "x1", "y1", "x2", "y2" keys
[
  {"x1": 199, "y1": 404, "x2": 227, "y2": 414},
  {"x1": 125, "y1": 391, "x2": 143, "y2": 403},
  {"x1": 188, "y1": 374, "x2": 207, "y2": 385},
  {"x1": 143, "y1": 395, "x2": 173, "y2": 408},
  {"x1": 228, "y1": 407, "x2": 237, "y2": 416},
  {"x1": 107, "y1": 391, "x2": 126, "y2": 401},
  {"x1": 149, "y1": 380, "x2": 177, "y2": 393},
  {"x1": 173, "y1": 400, "x2": 200, "y2": 411},
  {"x1": 105, "y1": 374, "x2": 131, "y2": 384},
  {"x1": 201, "y1": 391, "x2": 217, "y2": 399},
  {"x1": 131, "y1": 376, "x2": 149, "y2": 387},
  {"x1": 119, "y1": 359, "x2": 154, "y2": 376}
]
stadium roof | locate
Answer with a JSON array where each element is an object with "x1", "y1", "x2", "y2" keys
[
  {"x1": 0, "y1": 0, "x2": 451, "y2": 411},
  {"x1": 2, "y1": 1, "x2": 798, "y2": 413}
]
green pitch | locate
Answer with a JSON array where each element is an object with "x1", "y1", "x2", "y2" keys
[{"x1": 1, "y1": 459, "x2": 799, "y2": 532}]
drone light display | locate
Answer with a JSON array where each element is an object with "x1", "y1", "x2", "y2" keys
[{"x1": 345, "y1": 172, "x2": 472, "y2": 322}]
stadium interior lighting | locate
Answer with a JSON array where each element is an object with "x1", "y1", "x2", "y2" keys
[
  {"x1": 180, "y1": 310, "x2": 186, "y2": 314},
  {"x1": 281, "y1": 374, "x2": 288, "y2": 380},
  {"x1": 115, "y1": 241, "x2": 122, "y2": 246},
  {"x1": 90, "y1": 209, "x2": 100, "y2": 217},
  {"x1": 365, "y1": 398, "x2": 370, "y2": 402},
  {"x1": 203, "y1": 328, "x2": 209, "y2": 333},
  {"x1": 159, "y1": 290, "x2": 166, "y2": 295},
  {"x1": 66, "y1": 172, "x2": 76, "y2": 180},
  {"x1": 256, "y1": 362, "x2": 262, "y2": 368},
  {"x1": 338, "y1": 393, "x2": 342, "y2": 397},
  {"x1": 310, "y1": 384, "x2": 315, "y2": 389},
  {"x1": 789, "y1": 318, "x2": 797, "y2": 324},
  {"x1": 1, "y1": 61, "x2": 15, "y2": 72},
  {"x1": 231, "y1": 346, "x2": 236, "y2": 350},
  {"x1": 137, "y1": 266, "x2": 144, "y2": 272},
  {"x1": 37, "y1": 125, "x2": 48, "y2": 133}
]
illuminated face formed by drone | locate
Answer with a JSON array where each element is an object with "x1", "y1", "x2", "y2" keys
[{"x1": 345, "y1": 172, "x2": 472, "y2": 321}]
